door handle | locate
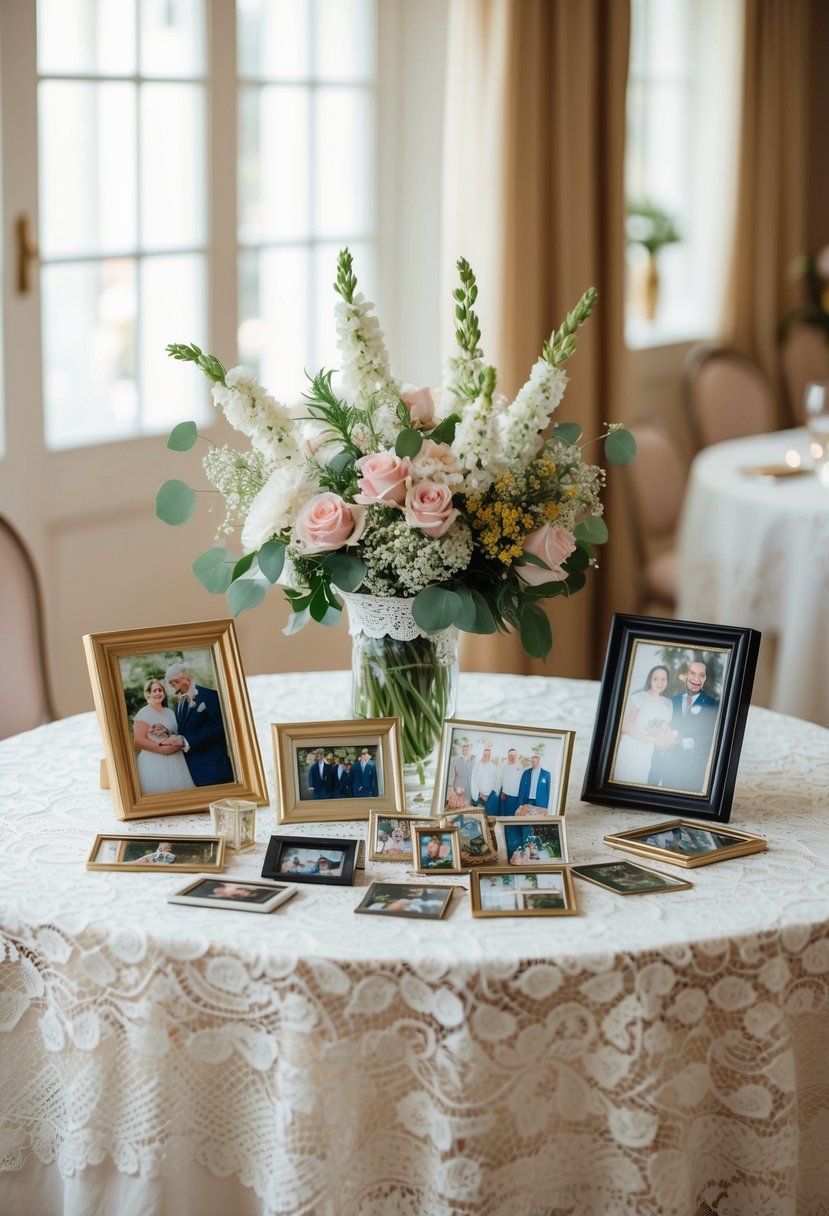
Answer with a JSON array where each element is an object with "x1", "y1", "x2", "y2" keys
[{"x1": 15, "y1": 213, "x2": 38, "y2": 294}]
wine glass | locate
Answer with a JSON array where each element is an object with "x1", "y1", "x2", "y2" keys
[{"x1": 804, "y1": 381, "x2": 829, "y2": 478}]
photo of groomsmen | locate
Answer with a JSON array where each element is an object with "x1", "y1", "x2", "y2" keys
[
  {"x1": 352, "y1": 749, "x2": 379, "y2": 798},
  {"x1": 308, "y1": 750, "x2": 334, "y2": 799}
]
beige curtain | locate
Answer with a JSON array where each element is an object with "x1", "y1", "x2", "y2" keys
[
  {"x1": 441, "y1": 0, "x2": 631, "y2": 679},
  {"x1": 724, "y1": 0, "x2": 828, "y2": 406}
]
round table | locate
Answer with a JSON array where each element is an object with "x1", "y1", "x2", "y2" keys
[
  {"x1": 678, "y1": 427, "x2": 829, "y2": 727},
  {"x1": 1, "y1": 672, "x2": 828, "y2": 1216}
]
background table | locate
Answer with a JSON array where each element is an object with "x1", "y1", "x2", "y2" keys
[
  {"x1": 1, "y1": 672, "x2": 829, "y2": 1216},
  {"x1": 678, "y1": 427, "x2": 829, "y2": 727}
]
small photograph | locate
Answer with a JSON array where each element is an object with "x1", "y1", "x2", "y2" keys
[
  {"x1": 432, "y1": 719, "x2": 574, "y2": 819},
  {"x1": 572, "y1": 860, "x2": 693, "y2": 896},
  {"x1": 354, "y1": 882, "x2": 453, "y2": 920},
  {"x1": 86, "y1": 833, "x2": 226, "y2": 872},
  {"x1": 261, "y1": 834, "x2": 358, "y2": 885},
  {"x1": 168, "y1": 875, "x2": 298, "y2": 913},
  {"x1": 604, "y1": 819, "x2": 768, "y2": 869},
  {"x1": 470, "y1": 866, "x2": 578, "y2": 918},
  {"x1": 368, "y1": 812, "x2": 418, "y2": 862},
  {"x1": 273, "y1": 719, "x2": 405, "y2": 824},
  {"x1": 413, "y1": 825, "x2": 463, "y2": 875},
  {"x1": 441, "y1": 810, "x2": 498, "y2": 867},
  {"x1": 494, "y1": 816, "x2": 568, "y2": 865}
]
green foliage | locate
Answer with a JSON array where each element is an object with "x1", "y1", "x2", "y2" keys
[
  {"x1": 118, "y1": 649, "x2": 215, "y2": 721},
  {"x1": 166, "y1": 343, "x2": 227, "y2": 385},
  {"x1": 395, "y1": 428, "x2": 423, "y2": 459},
  {"x1": 258, "y1": 539, "x2": 286, "y2": 584},
  {"x1": 412, "y1": 585, "x2": 462, "y2": 632},
  {"x1": 519, "y1": 602, "x2": 553, "y2": 659},
  {"x1": 451, "y1": 584, "x2": 497, "y2": 634},
  {"x1": 227, "y1": 579, "x2": 266, "y2": 617},
  {"x1": 334, "y1": 248, "x2": 357, "y2": 303},
  {"x1": 574, "y1": 516, "x2": 609, "y2": 544},
  {"x1": 319, "y1": 552, "x2": 366, "y2": 593},
  {"x1": 626, "y1": 201, "x2": 680, "y2": 256},
  {"x1": 156, "y1": 479, "x2": 196, "y2": 525},
  {"x1": 552, "y1": 422, "x2": 582, "y2": 445},
  {"x1": 302, "y1": 369, "x2": 362, "y2": 455},
  {"x1": 542, "y1": 288, "x2": 598, "y2": 366},
  {"x1": 427, "y1": 414, "x2": 460, "y2": 445},
  {"x1": 604, "y1": 427, "x2": 636, "y2": 465},
  {"x1": 192, "y1": 546, "x2": 236, "y2": 593},
  {"x1": 453, "y1": 258, "x2": 482, "y2": 357},
  {"x1": 167, "y1": 421, "x2": 198, "y2": 451}
]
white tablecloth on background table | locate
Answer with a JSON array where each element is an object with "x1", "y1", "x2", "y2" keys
[
  {"x1": 678, "y1": 427, "x2": 829, "y2": 727},
  {"x1": 1, "y1": 672, "x2": 829, "y2": 1216}
]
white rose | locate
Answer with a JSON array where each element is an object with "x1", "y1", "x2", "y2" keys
[{"x1": 241, "y1": 464, "x2": 315, "y2": 553}]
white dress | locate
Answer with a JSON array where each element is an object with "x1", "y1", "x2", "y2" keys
[
  {"x1": 134, "y1": 706, "x2": 195, "y2": 795},
  {"x1": 612, "y1": 690, "x2": 674, "y2": 785}
]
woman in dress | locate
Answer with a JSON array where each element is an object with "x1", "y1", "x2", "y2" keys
[
  {"x1": 612, "y1": 665, "x2": 676, "y2": 785},
  {"x1": 133, "y1": 678, "x2": 195, "y2": 795}
]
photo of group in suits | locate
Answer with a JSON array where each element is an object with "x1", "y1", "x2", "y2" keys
[
  {"x1": 435, "y1": 720, "x2": 574, "y2": 819},
  {"x1": 297, "y1": 740, "x2": 383, "y2": 802},
  {"x1": 609, "y1": 641, "x2": 729, "y2": 797}
]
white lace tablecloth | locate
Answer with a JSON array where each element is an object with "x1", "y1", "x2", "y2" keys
[
  {"x1": 678, "y1": 427, "x2": 829, "y2": 727},
  {"x1": 1, "y1": 672, "x2": 829, "y2": 1216}
]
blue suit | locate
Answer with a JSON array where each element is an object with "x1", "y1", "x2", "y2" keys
[
  {"x1": 176, "y1": 686, "x2": 233, "y2": 787},
  {"x1": 517, "y1": 765, "x2": 552, "y2": 811},
  {"x1": 336, "y1": 766, "x2": 354, "y2": 797},
  {"x1": 309, "y1": 761, "x2": 334, "y2": 799},
  {"x1": 352, "y1": 760, "x2": 378, "y2": 798}
]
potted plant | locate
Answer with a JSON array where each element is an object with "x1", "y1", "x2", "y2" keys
[{"x1": 626, "y1": 200, "x2": 681, "y2": 320}]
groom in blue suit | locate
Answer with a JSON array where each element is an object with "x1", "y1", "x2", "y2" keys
[
  {"x1": 308, "y1": 750, "x2": 334, "y2": 799},
  {"x1": 517, "y1": 754, "x2": 552, "y2": 810},
  {"x1": 352, "y1": 749, "x2": 379, "y2": 798},
  {"x1": 166, "y1": 662, "x2": 234, "y2": 787}
]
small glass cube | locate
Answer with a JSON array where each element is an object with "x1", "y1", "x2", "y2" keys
[{"x1": 209, "y1": 798, "x2": 257, "y2": 851}]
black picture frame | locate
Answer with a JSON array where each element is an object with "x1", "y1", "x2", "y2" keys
[
  {"x1": 261, "y1": 834, "x2": 358, "y2": 885},
  {"x1": 581, "y1": 614, "x2": 760, "y2": 823}
]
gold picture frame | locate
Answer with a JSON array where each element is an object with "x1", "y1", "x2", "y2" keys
[
  {"x1": 603, "y1": 819, "x2": 768, "y2": 869},
  {"x1": 412, "y1": 824, "x2": 463, "y2": 875},
  {"x1": 493, "y1": 815, "x2": 569, "y2": 866},
  {"x1": 571, "y1": 860, "x2": 693, "y2": 896},
  {"x1": 84, "y1": 619, "x2": 267, "y2": 821},
  {"x1": 367, "y1": 810, "x2": 421, "y2": 862},
  {"x1": 273, "y1": 718, "x2": 405, "y2": 824},
  {"x1": 432, "y1": 718, "x2": 575, "y2": 819},
  {"x1": 86, "y1": 833, "x2": 226, "y2": 872},
  {"x1": 469, "y1": 866, "x2": 578, "y2": 917}
]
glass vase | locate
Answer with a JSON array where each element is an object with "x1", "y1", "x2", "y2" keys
[{"x1": 341, "y1": 592, "x2": 459, "y2": 801}]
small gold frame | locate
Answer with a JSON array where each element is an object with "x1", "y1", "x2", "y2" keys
[
  {"x1": 571, "y1": 860, "x2": 693, "y2": 895},
  {"x1": 86, "y1": 833, "x2": 226, "y2": 872},
  {"x1": 367, "y1": 810, "x2": 421, "y2": 862},
  {"x1": 603, "y1": 819, "x2": 768, "y2": 869},
  {"x1": 493, "y1": 815, "x2": 569, "y2": 865},
  {"x1": 470, "y1": 865, "x2": 578, "y2": 917},
  {"x1": 84, "y1": 619, "x2": 267, "y2": 821},
  {"x1": 412, "y1": 824, "x2": 463, "y2": 875},
  {"x1": 273, "y1": 718, "x2": 405, "y2": 824}
]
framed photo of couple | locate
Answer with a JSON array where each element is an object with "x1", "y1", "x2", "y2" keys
[
  {"x1": 581, "y1": 614, "x2": 761, "y2": 823},
  {"x1": 84, "y1": 620, "x2": 268, "y2": 821}
]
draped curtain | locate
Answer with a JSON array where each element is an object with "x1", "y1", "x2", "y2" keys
[{"x1": 441, "y1": 0, "x2": 631, "y2": 678}]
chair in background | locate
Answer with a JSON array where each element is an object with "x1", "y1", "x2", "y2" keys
[
  {"x1": 0, "y1": 516, "x2": 57, "y2": 739},
  {"x1": 623, "y1": 423, "x2": 686, "y2": 615},
  {"x1": 683, "y1": 343, "x2": 776, "y2": 450},
  {"x1": 779, "y1": 321, "x2": 829, "y2": 424}
]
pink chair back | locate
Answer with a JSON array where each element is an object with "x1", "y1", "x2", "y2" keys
[
  {"x1": 0, "y1": 517, "x2": 56, "y2": 739},
  {"x1": 780, "y1": 323, "x2": 829, "y2": 425},
  {"x1": 625, "y1": 424, "x2": 686, "y2": 543},
  {"x1": 683, "y1": 344, "x2": 776, "y2": 449}
]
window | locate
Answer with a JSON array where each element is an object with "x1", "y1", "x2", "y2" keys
[{"x1": 625, "y1": 0, "x2": 742, "y2": 348}]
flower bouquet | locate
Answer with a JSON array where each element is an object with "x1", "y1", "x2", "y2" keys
[{"x1": 159, "y1": 251, "x2": 634, "y2": 775}]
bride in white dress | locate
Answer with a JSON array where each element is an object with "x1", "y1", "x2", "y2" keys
[
  {"x1": 612, "y1": 665, "x2": 676, "y2": 785},
  {"x1": 133, "y1": 678, "x2": 195, "y2": 795}
]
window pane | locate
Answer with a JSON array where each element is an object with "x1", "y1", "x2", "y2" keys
[
  {"x1": 39, "y1": 82, "x2": 136, "y2": 259},
  {"x1": 43, "y1": 260, "x2": 137, "y2": 450},
  {"x1": 314, "y1": 0, "x2": 375, "y2": 81},
  {"x1": 237, "y1": 0, "x2": 310, "y2": 80},
  {"x1": 239, "y1": 85, "x2": 310, "y2": 244},
  {"x1": 140, "y1": 0, "x2": 206, "y2": 78},
  {"x1": 37, "y1": 0, "x2": 136, "y2": 76},
  {"x1": 140, "y1": 83, "x2": 206, "y2": 250},
  {"x1": 140, "y1": 255, "x2": 209, "y2": 429},
  {"x1": 314, "y1": 88, "x2": 373, "y2": 237},
  {"x1": 238, "y1": 246, "x2": 310, "y2": 403}
]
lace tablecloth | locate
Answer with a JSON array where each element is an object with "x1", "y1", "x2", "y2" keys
[
  {"x1": 678, "y1": 427, "x2": 829, "y2": 727},
  {"x1": 1, "y1": 672, "x2": 829, "y2": 1216}
]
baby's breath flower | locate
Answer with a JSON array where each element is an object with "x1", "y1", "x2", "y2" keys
[
  {"x1": 202, "y1": 446, "x2": 272, "y2": 536},
  {"x1": 359, "y1": 508, "x2": 473, "y2": 596}
]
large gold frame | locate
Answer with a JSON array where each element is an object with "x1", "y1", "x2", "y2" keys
[
  {"x1": 84, "y1": 619, "x2": 267, "y2": 821},
  {"x1": 86, "y1": 832, "x2": 226, "y2": 872}
]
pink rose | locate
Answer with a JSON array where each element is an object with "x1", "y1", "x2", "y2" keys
[
  {"x1": 354, "y1": 450, "x2": 411, "y2": 505},
  {"x1": 294, "y1": 493, "x2": 365, "y2": 553},
  {"x1": 401, "y1": 387, "x2": 437, "y2": 428},
  {"x1": 518, "y1": 523, "x2": 577, "y2": 585},
  {"x1": 404, "y1": 481, "x2": 458, "y2": 538}
]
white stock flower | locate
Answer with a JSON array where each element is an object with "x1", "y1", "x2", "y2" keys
[
  {"x1": 240, "y1": 462, "x2": 316, "y2": 553},
  {"x1": 335, "y1": 293, "x2": 399, "y2": 405},
  {"x1": 409, "y1": 439, "x2": 463, "y2": 487},
  {"x1": 212, "y1": 366, "x2": 300, "y2": 464},
  {"x1": 499, "y1": 359, "x2": 568, "y2": 467},
  {"x1": 451, "y1": 387, "x2": 506, "y2": 492}
]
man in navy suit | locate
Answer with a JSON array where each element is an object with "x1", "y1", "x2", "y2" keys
[
  {"x1": 352, "y1": 748, "x2": 379, "y2": 798},
  {"x1": 648, "y1": 660, "x2": 719, "y2": 793},
  {"x1": 308, "y1": 750, "x2": 334, "y2": 799},
  {"x1": 165, "y1": 662, "x2": 234, "y2": 787},
  {"x1": 517, "y1": 754, "x2": 552, "y2": 810},
  {"x1": 334, "y1": 756, "x2": 354, "y2": 798}
]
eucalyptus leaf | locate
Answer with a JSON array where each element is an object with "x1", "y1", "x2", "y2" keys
[
  {"x1": 156, "y1": 479, "x2": 196, "y2": 525},
  {"x1": 192, "y1": 547, "x2": 235, "y2": 594},
  {"x1": 317, "y1": 604, "x2": 342, "y2": 628},
  {"x1": 329, "y1": 450, "x2": 356, "y2": 477},
  {"x1": 552, "y1": 422, "x2": 582, "y2": 445},
  {"x1": 519, "y1": 602, "x2": 553, "y2": 659},
  {"x1": 566, "y1": 544, "x2": 592, "y2": 573},
  {"x1": 231, "y1": 552, "x2": 256, "y2": 582},
  {"x1": 467, "y1": 588, "x2": 497, "y2": 634},
  {"x1": 395, "y1": 428, "x2": 423, "y2": 459},
  {"x1": 167, "y1": 421, "x2": 198, "y2": 451},
  {"x1": 308, "y1": 585, "x2": 331, "y2": 623},
  {"x1": 320, "y1": 551, "x2": 366, "y2": 593},
  {"x1": 565, "y1": 569, "x2": 587, "y2": 594},
  {"x1": 427, "y1": 414, "x2": 460, "y2": 445},
  {"x1": 227, "y1": 578, "x2": 266, "y2": 617},
  {"x1": 574, "y1": 516, "x2": 609, "y2": 544},
  {"x1": 258, "y1": 539, "x2": 286, "y2": 584},
  {"x1": 516, "y1": 551, "x2": 551, "y2": 570},
  {"x1": 412, "y1": 585, "x2": 462, "y2": 632},
  {"x1": 450, "y1": 584, "x2": 476, "y2": 631},
  {"x1": 604, "y1": 427, "x2": 637, "y2": 465},
  {"x1": 283, "y1": 606, "x2": 312, "y2": 636}
]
